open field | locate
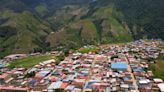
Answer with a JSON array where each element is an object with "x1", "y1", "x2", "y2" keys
[
  {"x1": 8, "y1": 55, "x2": 52, "y2": 68},
  {"x1": 78, "y1": 46, "x2": 99, "y2": 53}
]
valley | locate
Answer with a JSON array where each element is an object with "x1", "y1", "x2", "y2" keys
[
  {"x1": 0, "y1": 40, "x2": 163, "y2": 92},
  {"x1": 0, "y1": 0, "x2": 163, "y2": 57}
]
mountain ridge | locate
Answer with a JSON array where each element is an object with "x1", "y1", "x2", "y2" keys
[{"x1": 0, "y1": 0, "x2": 163, "y2": 58}]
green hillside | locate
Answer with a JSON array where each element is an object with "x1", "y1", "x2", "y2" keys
[
  {"x1": 46, "y1": 5, "x2": 133, "y2": 49},
  {"x1": 0, "y1": 2, "x2": 133, "y2": 57},
  {"x1": 0, "y1": 10, "x2": 52, "y2": 58},
  {"x1": 0, "y1": 0, "x2": 163, "y2": 58}
]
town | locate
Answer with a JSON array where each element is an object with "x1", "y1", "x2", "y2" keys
[{"x1": 0, "y1": 40, "x2": 164, "y2": 92}]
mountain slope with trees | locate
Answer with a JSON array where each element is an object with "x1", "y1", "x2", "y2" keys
[{"x1": 0, "y1": 0, "x2": 163, "y2": 58}]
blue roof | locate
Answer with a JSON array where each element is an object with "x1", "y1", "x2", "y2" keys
[
  {"x1": 133, "y1": 67, "x2": 143, "y2": 72},
  {"x1": 88, "y1": 81, "x2": 96, "y2": 85},
  {"x1": 123, "y1": 77, "x2": 130, "y2": 81},
  {"x1": 53, "y1": 72, "x2": 60, "y2": 75},
  {"x1": 0, "y1": 64, "x2": 4, "y2": 68},
  {"x1": 29, "y1": 80, "x2": 36, "y2": 86},
  {"x1": 86, "y1": 85, "x2": 91, "y2": 89},
  {"x1": 111, "y1": 62, "x2": 127, "y2": 69},
  {"x1": 39, "y1": 70, "x2": 50, "y2": 77}
]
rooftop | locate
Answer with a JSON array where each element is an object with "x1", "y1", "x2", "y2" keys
[{"x1": 111, "y1": 62, "x2": 127, "y2": 69}]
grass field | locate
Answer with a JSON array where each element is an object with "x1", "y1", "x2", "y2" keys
[
  {"x1": 148, "y1": 55, "x2": 164, "y2": 80},
  {"x1": 8, "y1": 55, "x2": 52, "y2": 68},
  {"x1": 79, "y1": 46, "x2": 99, "y2": 53}
]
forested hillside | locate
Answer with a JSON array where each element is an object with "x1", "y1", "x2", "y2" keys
[{"x1": 0, "y1": 0, "x2": 163, "y2": 58}]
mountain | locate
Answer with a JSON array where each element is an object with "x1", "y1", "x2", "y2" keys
[
  {"x1": 43, "y1": 0, "x2": 133, "y2": 49},
  {"x1": 0, "y1": 0, "x2": 163, "y2": 58},
  {"x1": 0, "y1": 10, "x2": 52, "y2": 57},
  {"x1": 0, "y1": 0, "x2": 93, "y2": 57},
  {"x1": 114, "y1": 0, "x2": 164, "y2": 39}
]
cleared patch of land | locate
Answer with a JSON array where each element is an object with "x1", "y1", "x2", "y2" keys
[
  {"x1": 78, "y1": 46, "x2": 99, "y2": 53},
  {"x1": 8, "y1": 55, "x2": 52, "y2": 68}
]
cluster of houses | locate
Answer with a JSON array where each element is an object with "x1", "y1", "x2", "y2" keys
[{"x1": 0, "y1": 40, "x2": 164, "y2": 92}]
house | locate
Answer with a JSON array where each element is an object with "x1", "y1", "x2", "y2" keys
[
  {"x1": 0, "y1": 64, "x2": 4, "y2": 69},
  {"x1": 120, "y1": 84, "x2": 129, "y2": 90},
  {"x1": 158, "y1": 83, "x2": 164, "y2": 92},
  {"x1": 153, "y1": 78, "x2": 163, "y2": 84},
  {"x1": 65, "y1": 85, "x2": 75, "y2": 91},
  {"x1": 48, "y1": 81, "x2": 69, "y2": 91},
  {"x1": 35, "y1": 70, "x2": 51, "y2": 78},
  {"x1": 0, "y1": 86, "x2": 29, "y2": 92},
  {"x1": 0, "y1": 73, "x2": 12, "y2": 84},
  {"x1": 138, "y1": 79, "x2": 150, "y2": 85},
  {"x1": 4, "y1": 54, "x2": 27, "y2": 61}
]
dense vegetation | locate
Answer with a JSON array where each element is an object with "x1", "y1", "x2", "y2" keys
[
  {"x1": 114, "y1": 0, "x2": 164, "y2": 40},
  {"x1": 0, "y1": 0, "x2": 163, "y2": 58},
  {"x1": 148, "y1": 54, "x2": 164, "y2": 80}
]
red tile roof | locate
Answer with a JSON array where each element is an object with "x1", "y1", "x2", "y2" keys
[
  {"x1": 0, "y1": 73, "x2": 9, "y2": 79},
  {"x1": 60, "y1": 83, "x2": 68, "y2": 89}
]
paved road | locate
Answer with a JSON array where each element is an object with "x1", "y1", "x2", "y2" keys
[{"x1": 123, "y1": 54, "x2": 139, "y2": 92}]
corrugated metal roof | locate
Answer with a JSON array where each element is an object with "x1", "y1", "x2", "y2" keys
[
  {"x1": 60, "y1": 83, "x2": 68, "y2": 89},
  {"x1": 111, "y1": 62, "x2": 127, "y2": 69},
  {"x1": 48, "y1": 81, "x2": 62, "y2": 89},
  {"x1": 158, "y1": 83, "x2": 164, "y2": 92},
  {"x1": 65, "y1": 85, "x2": 75, "y2": 90}
]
